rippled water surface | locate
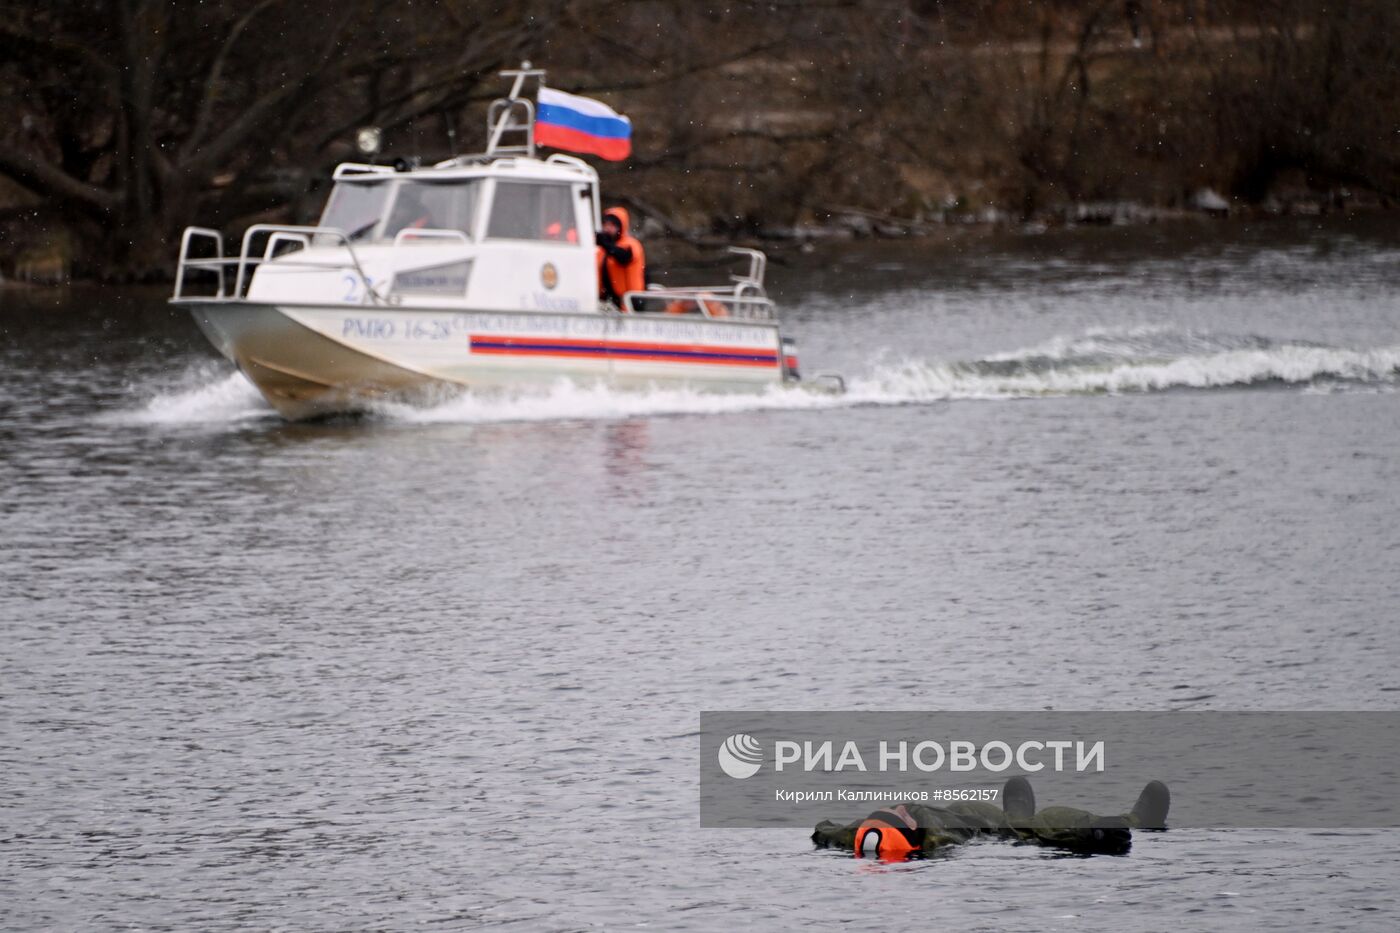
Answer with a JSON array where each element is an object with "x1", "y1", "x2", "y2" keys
[{"x1": 3, "y1": 218, "x2": 1400, "y2": 930}]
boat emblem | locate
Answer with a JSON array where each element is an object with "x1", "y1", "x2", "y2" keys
[{"x1": 540, "y1": 262, "x2": 558, "y2": 290}]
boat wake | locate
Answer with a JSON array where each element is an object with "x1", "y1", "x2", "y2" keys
[
  {"x1": 121, "y1": 329, "x2": 1400, "y2": 426},
  {"x1": 860, "y1": 328, "x2": 1400, "y2": 401}
]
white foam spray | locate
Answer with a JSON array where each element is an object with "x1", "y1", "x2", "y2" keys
[
  {"x1": 116, "y1": 330, "x2": 1400, "y2": 427},
  {"x1": 118, "y1": 366, "x2": 272, "y2": 426}
]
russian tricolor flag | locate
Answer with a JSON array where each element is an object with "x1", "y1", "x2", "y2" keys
[{"x1": 535, "y1": 87, "x2": 632, "y2": 162}]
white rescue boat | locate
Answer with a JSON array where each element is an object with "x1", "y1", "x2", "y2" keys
[{"x1": 171, "y1": 65, "x2": 835, "y2": 421}]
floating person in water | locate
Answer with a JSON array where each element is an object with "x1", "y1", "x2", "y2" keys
[{"x1": 812, "y1": 776, "x2": 1170, "y2": 860}]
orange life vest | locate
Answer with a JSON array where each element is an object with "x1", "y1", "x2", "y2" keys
[
  {"x1": 663, "y1": 293, "x2": 728, "y2": 317},
  {"x1": 544, "y1": 221, "x2": 578, "y2": 243},
  {"x1": 852, "y1": 807, "x2": 924, "y2": 861},
  {"x1": 597, "y1": 207, "x2": 645, "y2": 306}
]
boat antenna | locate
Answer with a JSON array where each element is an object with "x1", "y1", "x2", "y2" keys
[{"x1": 487, "y1": 61, "x2": 545, "y2": 155}]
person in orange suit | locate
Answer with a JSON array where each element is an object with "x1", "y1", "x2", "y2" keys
[{"x1": 596, "y1": 206, "x2": 645, "y2": 309}]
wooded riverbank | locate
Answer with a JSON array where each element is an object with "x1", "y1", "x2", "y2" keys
[{"x1": 2, "y1": 0, "x2": 1395, "y2": 282}]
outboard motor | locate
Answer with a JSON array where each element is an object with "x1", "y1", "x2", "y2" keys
[{"x1": 781, "y1": 336, "x2": 801, "y2": 381}]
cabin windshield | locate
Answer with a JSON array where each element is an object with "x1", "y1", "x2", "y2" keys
[
  {"x1": 316, "y1": 178, "x2": 483, "y2": 245},
  {"x1": 318, "y1": 180, "x2": 390, "y2": 243},
  {"x1": 381, "y1": 179, "x2": 481, "y2": 242}
]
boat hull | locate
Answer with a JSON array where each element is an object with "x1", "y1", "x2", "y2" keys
[{"x1": 182, "y1": 301, "x2": 788, "y2": 420}]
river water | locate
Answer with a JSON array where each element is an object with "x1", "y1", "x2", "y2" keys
[{"x1": 3, "y1": 218, "x2": 1399, "y2": 930}]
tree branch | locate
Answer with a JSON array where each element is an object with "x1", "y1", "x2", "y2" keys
[
  {"x1": 184, "y1": 16, "x2": 354, "y2": 179},
  {"x1": 566, "y1": 36, "x2": 793, "y2": 96},
  {"x1": 0, "y1": 142, "x2": 119, "y2": 212},
  {"x1": 307, "y1": 20, "x2": 542, "y2": 153},
  {"x1": 182, "y1": 0, "x2": 288, "y2": 162},
  {"x1": 0, "y1": 22, "x2": 119, "y2": 84}
]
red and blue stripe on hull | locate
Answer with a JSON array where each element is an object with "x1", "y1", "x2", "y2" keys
[{"x1": 469, "y1": 335, "x2": 781, "y2": 368}]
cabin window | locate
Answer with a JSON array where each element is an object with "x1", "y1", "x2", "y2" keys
[
  {"x1": 486, "y1": 182, "x2": 577, "y2": 242},
  {"x1": 318, "y1": 181, "x2": 390, "y2": 243},
  {"x1": 381, "y1": 180, "x2": 481, "y2": 242}
]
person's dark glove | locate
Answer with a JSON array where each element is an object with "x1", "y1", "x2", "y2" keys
[{"x1": 598, "y1": 234, "x2": 633, "y2": 264}]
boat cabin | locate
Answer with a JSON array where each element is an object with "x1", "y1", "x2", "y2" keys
[
  {"x1": 173, "y1": 65, "x2": 774, "y2": 321},
  {"x1": 230, "y1": 153, "x2": 601, "y2": 314},
  {"x1": 317, "y1": 158, "x2": 597, "y2": 249}
]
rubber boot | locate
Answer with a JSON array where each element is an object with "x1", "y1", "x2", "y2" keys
[
  {"x1": 1003, "y1": 775, "x2": 1036, "y2": 825},
  {"x1": 1129, "y1": 780, "x2": 1171, "y2": 829}
]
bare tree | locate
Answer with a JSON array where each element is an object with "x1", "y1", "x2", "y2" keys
[
  {"x1": 0, "y1": 0, "x2": 559, "y2": 278},
  {"x1": 1, "y1": 0, "x2": 1395, "y2": 280}
]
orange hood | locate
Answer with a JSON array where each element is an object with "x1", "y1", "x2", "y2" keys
[{"x1": 603, "y1": 207, "x2": 631, "y2": 237}]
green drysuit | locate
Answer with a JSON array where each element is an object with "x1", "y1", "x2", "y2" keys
[{"x1": 811, "y1": 778, "x2": 1169, "y2": 857}]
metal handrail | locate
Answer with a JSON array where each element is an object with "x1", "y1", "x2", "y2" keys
[
  {"x1": 264, "y1": 231, "x2": 310, "y2": 260},
  {"x1": 622, "y1": 289, "x2": 776, "y2": 321},
  {"x1": 728, "y1": 246, "x2": 767, "y2": 292},
  {"x1": 236, "y1": 224, "x2": 383, "y2": 304},
  {"x1": 172, "y1": 224, "x2": 387, "y2": 304},
  {"x1": 634, "y1": 285, "x2": 750, "y2": 296},
  {"x1": 174, "y1": 227, "x2": 225, "y2": 299},
  {"x1": 174, "y1": 222, "x2": 777, "y2": 324},
  {"x1": 616, "y1": 247, "x2": 775, "y2": 320},
  {"x1": 485, "y1": 98, "x2": 536, "y2": 157},
  {"x1": 392, "y1": 228, "x2": 471, "y2": 247},
  {"x1": 544, "y1": 153, "x2": 596, "y2": 176},
  {"x1": 332, "y1": 163, "x2": 396, "y2": 179}
]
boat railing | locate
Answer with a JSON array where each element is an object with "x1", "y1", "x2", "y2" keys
[
  {"x1": 484, "y1": 98, "x2": 535, "y2": 157},
  {"x1": 173, "y1": 224, "x2": 386, "y2": 304},
  {"x1": 620, "y1": 246, "x2": 775, "y2": 320},
  {"x1": 622, "y1": 289, "x2": 776, "y2": 321},
  {"x1": 393, "y1": 228, "x2": 471, "y2": 247},
  {"x1": 728, "y1": 247, "x2": 767, "y2": 292},
  {"x1": 173, "y1": 227, "x2": 226, "y2": 300}
]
